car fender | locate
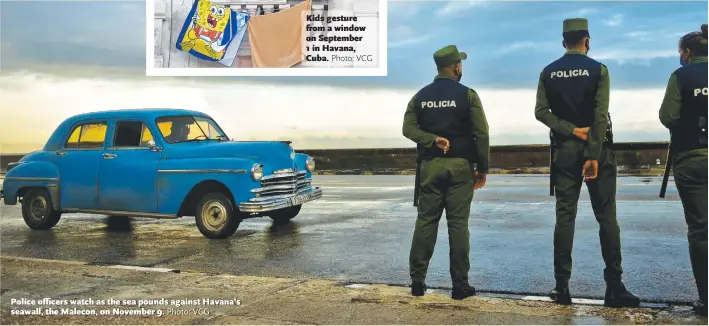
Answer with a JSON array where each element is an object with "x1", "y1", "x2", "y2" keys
[
  {"x1": 156, "y1": 157, "x2": 261, "y2": 215},
  {"x1": 2, "y1": 161, "x2": 60, "y2": 207},
  {"x1": 294, "y1": 153, "x2": 314, "y2": 178}
]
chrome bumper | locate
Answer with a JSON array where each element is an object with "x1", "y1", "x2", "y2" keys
[{"x1": 239, "y1": 186, "x2": 323, "y2": 213}]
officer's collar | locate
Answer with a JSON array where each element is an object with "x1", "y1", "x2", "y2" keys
[
  {"x1": 564, "y1": 49, "x2": 587, "y2": 56},
  {"x1": 689, "y1": 56, "x2": 708, "y2": 65},
  {"x1": 434, "y1": 72, "x2": 457, "y2": 81}
]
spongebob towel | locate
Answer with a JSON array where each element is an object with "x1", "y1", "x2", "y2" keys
[
  {"x1": 247, "y1": 0, "x2": 311, "y2": 68},
  {"x1": 176, "y1": 0, "x2": 249, "y2": 64}
]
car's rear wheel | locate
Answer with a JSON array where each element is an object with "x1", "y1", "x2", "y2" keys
[
  {"x1": 269, "y1": 205, "x2": 302, "y2": 224},
  {"x1": 195, "y1": 192, "x2": 240, "y2": 239},
  {"x1": 21, "y1": 188, "x2": 62, "y2": 230}
]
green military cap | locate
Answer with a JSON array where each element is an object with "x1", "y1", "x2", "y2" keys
[
  {"x1": 433, "y1": 45, "x2": 467, "y2": 67},
  {"x1": 563, "y1": 18, "x2": 589, "y2": 33}
]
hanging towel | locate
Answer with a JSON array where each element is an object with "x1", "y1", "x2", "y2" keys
[
  {"x1": 247, "y1": 0, "x2": 311, "y2": 68},
  {"x1": 175, "y1": 0, "x2": 249, "y2": 64},
  {"x1": 218, "y1": 23, "x2": 248, "y2": 66}
]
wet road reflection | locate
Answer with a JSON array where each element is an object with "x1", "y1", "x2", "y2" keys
[{"x1": 0, "y1": 175, "x2": 694, "y2": 303}]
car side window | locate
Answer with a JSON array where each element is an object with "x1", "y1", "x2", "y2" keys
[
  {"x1": 113, "y1": 121, "x2": 155, "y2": 148},
  {"x1": 65, "y1": 126, "x2": 81, "y2": 148},
  {"x1": 78, "y1": 123, "x2": 108, "y2": 148},
  {"x1": 156, "y1": 121, "x2": 172, "y2": 139},
  {"x1": 140, "y1": 124, "x2": 155, "y2": 147},
  {"x1": 196, "y1": 120, "x2": 220, "y2": 139},
  {"x1": 64, "y1": 122, "x2": 108, "y2": 149}
]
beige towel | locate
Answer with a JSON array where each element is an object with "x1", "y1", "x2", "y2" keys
[{"x1": 247, "y1": 0, "x2": 311, "y2": 68}]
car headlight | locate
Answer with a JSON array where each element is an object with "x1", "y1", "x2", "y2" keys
[
  {"x1": 251, "y1": 164, "x2": 263, "y2": 181},
  {"x1": 305, "y1": 157, "x2": 315, "y2": 172}
]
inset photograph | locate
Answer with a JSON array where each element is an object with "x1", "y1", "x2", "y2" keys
[{"x1": 148, "y1": 0, "x2": 384, "y2": 76}]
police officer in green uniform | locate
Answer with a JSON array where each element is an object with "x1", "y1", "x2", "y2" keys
[
  {"x1": 534, "y1": 18, "x2": 640, "y2": 307},
  {"x1": 658, "y1": 24, "x2": 708, "y2": 317},
  {"x1": 402, "y1": 45, "x2": 490, "y2": 300}
]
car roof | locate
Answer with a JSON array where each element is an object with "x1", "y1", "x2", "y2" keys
[
  {"x1": 66, "y1": 108, "x2": 209, "y2": 122},
  {"x1": 42, "y1": 109, "x2": 215, "y2": 151}
]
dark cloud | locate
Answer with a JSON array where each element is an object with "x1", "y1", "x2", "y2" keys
[{"x1": 0, "y1": 0, "x2": 706, "y2": 90}]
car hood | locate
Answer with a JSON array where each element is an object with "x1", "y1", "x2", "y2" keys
[{"x1": 165, "y1": 141, "x2": 297, "y2": 173}]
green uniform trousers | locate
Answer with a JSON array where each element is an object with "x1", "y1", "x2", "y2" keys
[
  {"x1": 552, "y1": 140, "x2": 623, "y2": 282},
  {"x1": 410, "y1": 157, "x2": 475, "y2": 288},
  {"x1": 673, "y1": 148, "x2": 708, "y2": 303}
]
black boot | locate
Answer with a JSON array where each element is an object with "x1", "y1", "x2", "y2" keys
[
  {"x1": 604, "y1": 281, "x2": 640, "y2": 308},
  {"x1": 693, "y1": 300, "x2": 707, "y2": 317},
  {"x1": 451, "y1": 284, "x2": 476, "y2": 300},
  {"x1": 550, "y1": 280, "x2": 572, "y2": 305},
  {"x1": 411, "y1": 281, "x2": 426, "y2": 297}
]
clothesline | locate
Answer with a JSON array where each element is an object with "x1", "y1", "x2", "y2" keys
[{"x1": 220, "y1": 3, "x2": 329, "y2": 16}]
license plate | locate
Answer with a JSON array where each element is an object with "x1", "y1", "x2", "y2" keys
[{"x1": 290, "y1": 194, "x2": 310, "y2": 206}]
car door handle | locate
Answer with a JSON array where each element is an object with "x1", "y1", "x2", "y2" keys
[
  {"x1": 56, "y1": 150, "x2": 67, "y2": 157},
  {"x1": 102, "y1": 153, "x2": 117, "y2": 159}
]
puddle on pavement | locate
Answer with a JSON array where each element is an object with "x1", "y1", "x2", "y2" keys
[{"x1": 345, "y1": 284, "x2": 370, "y2": 289}]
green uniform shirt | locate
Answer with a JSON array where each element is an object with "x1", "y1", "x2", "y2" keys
[
  {"x1": 402, "y1": 73, "x2": 491, "y2": 173},
  {"x1": 659, "y1": 56, "x2": 709, "y2": 129},
  {"x1": 534, "y1": 49, "x2": 611, "y2": 160}
]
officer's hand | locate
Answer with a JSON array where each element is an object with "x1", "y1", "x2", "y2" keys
[
  {"x1": 582, "y1": 160, "x2": 598, "y2": 182},
  {"x1": 435, "y1": 137, "x2": 450, "y2": 154},
  {"x1": 473, "y1": 171, "x2": 486, "y2": 190},
  {"x1": 573, "y1": 127, "x2": 590, "y2": 142}
]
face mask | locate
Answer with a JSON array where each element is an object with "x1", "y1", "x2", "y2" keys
[
  {"x1": 456, "y1": 68, "x2": 463, "y2": 82},
  {"x1": 680, "y1": 50, "x2": 690, "y2": 66},
  {"x1": 680, "y1": 55, "x2": 689, "y2": 66}
]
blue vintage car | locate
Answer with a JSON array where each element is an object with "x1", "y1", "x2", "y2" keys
[{"x1": 1, "y1": 109, "x2": 322, "y2": 238}]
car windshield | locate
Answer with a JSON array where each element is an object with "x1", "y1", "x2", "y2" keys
[{"x1": 156, "y1": 115, "x2": 228, "y2": 144}]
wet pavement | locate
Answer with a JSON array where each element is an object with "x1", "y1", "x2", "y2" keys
[
  {"x1": 0, "y1": 175, "x2": 697, "y2": 304},
  {"x1": 5, "y1": 256, "x2": 704, "y2": 325}
]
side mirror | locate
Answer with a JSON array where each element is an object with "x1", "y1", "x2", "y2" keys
[{"x1": 147, "y1": 140, "x2": 162, "y2": 152}]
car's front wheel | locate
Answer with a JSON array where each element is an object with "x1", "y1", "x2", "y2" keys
[
  {"x1": 195, "y1": 192, "x2": 241, "y2": 239},
  {"x1": 269, "y1": 205, "x2": 302, "y2": 224},
  {"x1": 21, "y1": 188, "x2": 62, "y2": 230}
]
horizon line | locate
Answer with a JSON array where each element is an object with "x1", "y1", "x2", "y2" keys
[{"x1": 0, "y1": 140, "x2": 671, "y2": 156}]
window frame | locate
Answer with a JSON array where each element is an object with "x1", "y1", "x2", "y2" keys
[
  {"x1": 154, "y1": 114, "x2": 229, "y2": 144},
  {"x1": 107, "y1": 119, "x2": 158, "y2": 151},
  {"x1": 62, "y1": 119, "x2": 109, "y2": 151}
]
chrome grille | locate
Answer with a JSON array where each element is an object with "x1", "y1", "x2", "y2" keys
[{"x1": 253, "y1": 169, "x2": 311, "y2": 197}]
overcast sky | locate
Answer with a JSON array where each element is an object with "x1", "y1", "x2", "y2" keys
[{"x1": 0, "y1": 0, "x2": 706, "y2": 152}]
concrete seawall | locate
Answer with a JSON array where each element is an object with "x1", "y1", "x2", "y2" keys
[
  {"x1": 1, "y1": 142, "x2": 671, "y2": 174},
  {"x1": 304, "y1": 142, "x2": 671, "y2": 174}
]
